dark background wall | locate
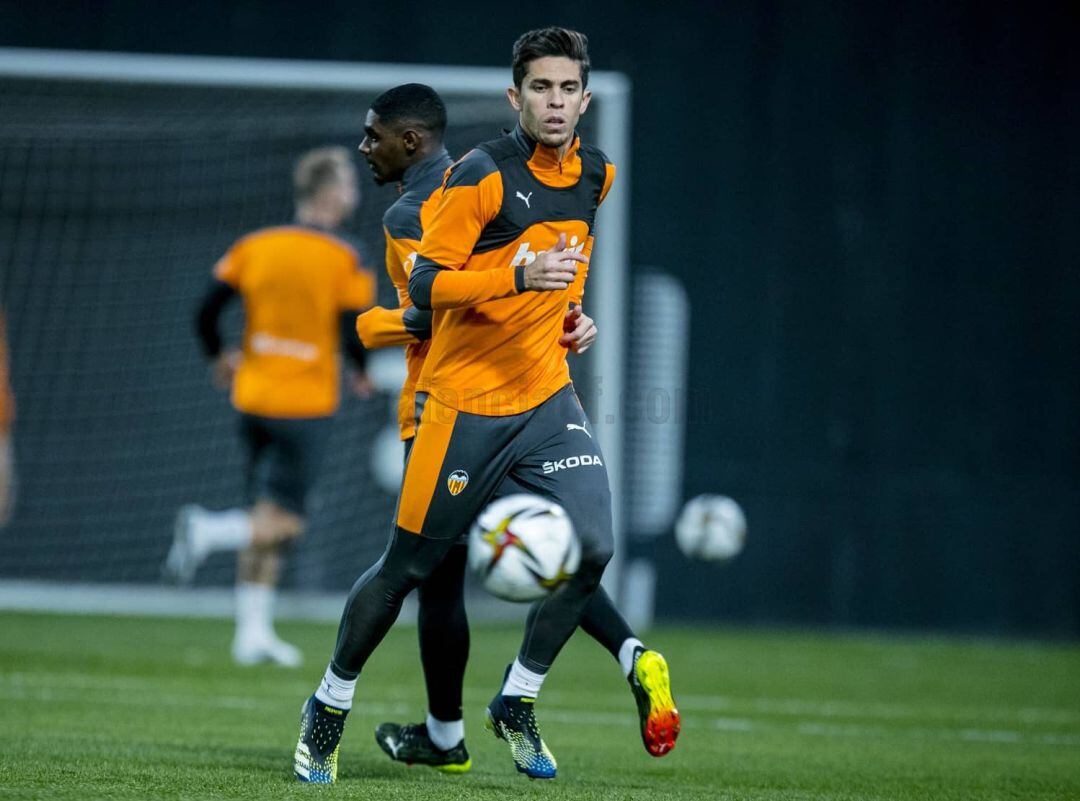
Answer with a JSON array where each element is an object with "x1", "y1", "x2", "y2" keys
[{"x1": 2, "y1": 0, "x2": 1077, "y2": 635}]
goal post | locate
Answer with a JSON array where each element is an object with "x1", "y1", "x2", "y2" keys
[{"x1": 0, "y1": 48, "x2": 631, "y2": 617}]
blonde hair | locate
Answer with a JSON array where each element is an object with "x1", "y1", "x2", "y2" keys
[{"x1": 293, "y1": 146, "x2": 353, "y2": 202}]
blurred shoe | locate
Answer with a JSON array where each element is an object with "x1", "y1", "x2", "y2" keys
[
  {"x1": 375, "y1": 721, "x2": 471, "y2": 773},
  {"x1": 485, "y1": 667, "x2": 556, "y2": 780},
  {"x1": 628, "y1": 647, "x2": 680, "y2": 756},
  {"x1": 162, "y1": 504, "x2": 203, "y2": 584},
  {"x1": 294, "y1": 694, "x2": 348, "y2": 783},
  {"x1": 232, "y1": 631, "x2": 303, "y2": 668}
]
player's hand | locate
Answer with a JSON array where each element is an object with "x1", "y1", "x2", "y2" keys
[
  {"x1": 559, "y1": 305, "x2": 598, "y2": 353},
  {"x1": 523, "y1": 233, "x2": 587, "y2": 292},
  {"x1": 350, "y1": 372, "x2": 375, "y2": 399},
  {"x1": 211, "y1": 349, "x2": 241, "y2": 390}
]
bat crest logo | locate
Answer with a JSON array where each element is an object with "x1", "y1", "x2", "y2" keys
[{"x1": 447, "y1": 469, "x2": 470, "y2": 496}]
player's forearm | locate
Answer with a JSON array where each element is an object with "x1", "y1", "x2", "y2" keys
[
  {"x1": 194, "y1": 279, "x2": 238, "y2": 359},
  {"x1": 355, "y1": 306, "x2": 431, "y2": 349},
  {"x1": 339, "y1": 311, "x2": 368, "y2": 371},
  {"x1": 409, "y1": 257, "x2": 524, "y2": 311}
]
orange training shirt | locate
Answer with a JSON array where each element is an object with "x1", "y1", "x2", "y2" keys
[
  {"x1": 411, "y1": 125, "x2": 615, "y2": 416},
  {"x1": 214, "y1": 226, "x2": 375, "y2": 419}
]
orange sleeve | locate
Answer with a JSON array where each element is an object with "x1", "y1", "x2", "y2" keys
[
  {"x1": 354, "y1": 228, "x2": 425, "y2": 347},
  {"x1": 355, "y1": 306, "x2": 416, "y2": 349},
  {"x1": 419, "y1": 157, "x2": 503, "y2": 271},
  {"x1": 428, "y1": 265, "x2": 520, "y2": 309},
  {"x1": 338, "y1": 251, "x2": 376, "y2": 310},
  {"x1": 213, "y1": 239, "x2": 246, "y2": 287},
  {"x1": 411, "y1": 154, "x2": 521, "y2": 310},
  {"x1": 355, "y1": 232, "x2": 423, "y2": 349}
]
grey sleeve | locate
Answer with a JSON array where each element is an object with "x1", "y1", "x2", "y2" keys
[{"x1": 402, "y1": 307, "x2": 432, "y2": 341}]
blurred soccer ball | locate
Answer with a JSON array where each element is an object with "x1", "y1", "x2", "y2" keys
[
  {"x1": 674, "y1": 494, "x2": 747, "y2": 561},
  {"x1": 468, "y1": 494, "x2": 581, "y2": 602}
]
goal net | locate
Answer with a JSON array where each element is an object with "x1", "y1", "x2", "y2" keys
[{"x1": 0, "y1": 50, "x2": 629, "y2": 615}]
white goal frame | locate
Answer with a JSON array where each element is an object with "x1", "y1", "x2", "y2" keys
[{"x1": 0, "y1": 47, "x2": 631, "y2": 615}]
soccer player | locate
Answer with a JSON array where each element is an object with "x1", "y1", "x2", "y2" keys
[
  {"x1": 164, "y1": 147, "x2": 375, "y2": 667},
  {"x1": 349, "y1": 85, "x2": 473, "y2": 771},
  {"x1": 294, "y1": 30, "x2": 680, "y2": 783},
  {"x1": 0, "y1": 309, "x2": 15, "y2": 526},
  {"x1": 346, "y1": 84, "x2": 678, "y2": 777}
]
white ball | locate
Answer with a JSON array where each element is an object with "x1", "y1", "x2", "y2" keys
[
  {"x1": 370, "y1": 425, "x2": 405, "y2": 495},
  {"x1": 468, "y1": 494, "x2": 581, "y2": 602},
  {"x1": 674, "y1": 494, "x2": 747, "y2": 561}
]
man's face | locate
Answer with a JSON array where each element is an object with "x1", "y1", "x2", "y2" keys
[
  {"x1": 358, "y1": 110, "x2": 409, "y2": 185},
  {"x1": 508, "y1": 56, "x2": 592, "y2": 150}
]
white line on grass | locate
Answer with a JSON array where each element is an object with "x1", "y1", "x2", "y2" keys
[
  {"x1": 2, "y1": 673, "x2": 1078, "y2": 750},
  {"x1": 4, "y1": 670, "x2": 1076, "y2": 728}
]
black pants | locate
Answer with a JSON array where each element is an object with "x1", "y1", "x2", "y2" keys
[
  {"x1": 330, "y1": 385, "x2": 633, "y2": 707},
  {"x1": 238, "y1": 413, "x2": 330, "y2": 514}
]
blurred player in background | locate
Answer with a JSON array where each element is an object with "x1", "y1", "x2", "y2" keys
[
  {"x1": 164, "y1": 147, "x2": 375, "y2": 667},
  {"x1": 0, "y1": 309, "x2": 15, "y2": 526},
  {"x1": 294, "y1": 31, "x2": 679, "y2": 784}
]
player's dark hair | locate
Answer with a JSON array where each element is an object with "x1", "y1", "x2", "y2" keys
[
  {"x1": 512, "y1": 27, "x2": 591, "y2": 88},
  {"x1": 293, "y1": 146, "x2": 353, "y2": 202},
  {"x1": 370, "y1": 83, "x2": 447, "y2": 138}
]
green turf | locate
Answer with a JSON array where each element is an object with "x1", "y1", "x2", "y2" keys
[{"x1": 0, "y1": 612, "x2": 1078, "y2": 800}]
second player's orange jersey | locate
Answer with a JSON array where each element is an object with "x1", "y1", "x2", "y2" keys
[
  {"x1": 215, "y1": 225, "x2": 375, "y2": 419},
  {"x1": 411, "y1": 125, "x2": 615, "y2": 416},
  {"x1": 355, "y1": 150, "x2": 452, "y2": 439}
]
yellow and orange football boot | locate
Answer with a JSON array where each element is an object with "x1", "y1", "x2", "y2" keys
[{"x1": 629, "y1": 648, "x2": 681, "y2": 756}]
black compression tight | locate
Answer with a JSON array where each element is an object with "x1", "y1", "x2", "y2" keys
[
  {"x1": 579, "y1": 585, "x2": 636, "y2": 661},
  {"x1": 417, "y1": 543, "x2": 470, "y2": 721},
  {"x1": 515, "y1": 545, "x2": 612, "y2": 673},
  {"x1": 330, "y1": 528, "x2": 457, "y2": 680},
  {"x1": 330, "y1": 528, "x2": 635, "y2": 712}
]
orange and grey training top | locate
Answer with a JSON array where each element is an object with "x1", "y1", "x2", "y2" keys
[
  {"x1": 213, "y1": 226, "x2": 375, "y2": 419},
  {"x1": 355, "y1": 149, "x2": 453, "y2": 440},
  {"x1": 408, "y1": 124, "x2": 615, "y2": 417}
]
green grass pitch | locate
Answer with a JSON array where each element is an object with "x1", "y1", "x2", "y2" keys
[{"x1": 1, "y1": 611, "x2": 1078, "y2": 800}]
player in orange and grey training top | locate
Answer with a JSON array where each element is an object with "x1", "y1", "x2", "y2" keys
[
  {"x1": 344, "y1": 83, "x2": 677, "y2": 779},
  {"x1": 0, "y1": 309, "x2": 15, "y2": 526},
  {"x1": 164, "y1": 147, "x2": 375, "y2": 667},
  {"x1": 350, "y1": 84, "x2": 475, "y2": 771},
  {"x1": 293, "y1": 31, "x2": 679, "y2": 785},
  {"x1": 354, "y1": 87, "x2": 448, "y2": 444}
]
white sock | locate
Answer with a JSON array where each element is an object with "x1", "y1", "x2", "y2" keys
[
  {"x1": 501, "y1": 658, "x2": 546, "y2": 698},
  {"x1": 619, "y1": 638, "x2": 645, "y2": 678},
  {"x1": 315, "y1": 664, "x2": 356, "y2": 710},
  {"x1": 190, "y1": 507, "x2": 252, "y2": 559},
  {"x1": 235, "y1": 582, "x2": 275, "y2": 640},
  {"x1": 425, "y1": 713, "x2": 464, "y2": 750}
]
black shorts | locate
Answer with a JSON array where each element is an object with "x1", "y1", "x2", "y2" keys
[
  {"x1": 396, "y1": 384, "x2": 612, "y2": 560},
  {"x1": 238, "y1": 413, "x2": 331, "y2": 515}
]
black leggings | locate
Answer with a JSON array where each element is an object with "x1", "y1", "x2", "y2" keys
[
  {"x1": 417, "y1": 544, "x2": 470, "y2": 721},
  {"x1": 330, "y1": 526, "x2": 634, "y2": 715}
]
